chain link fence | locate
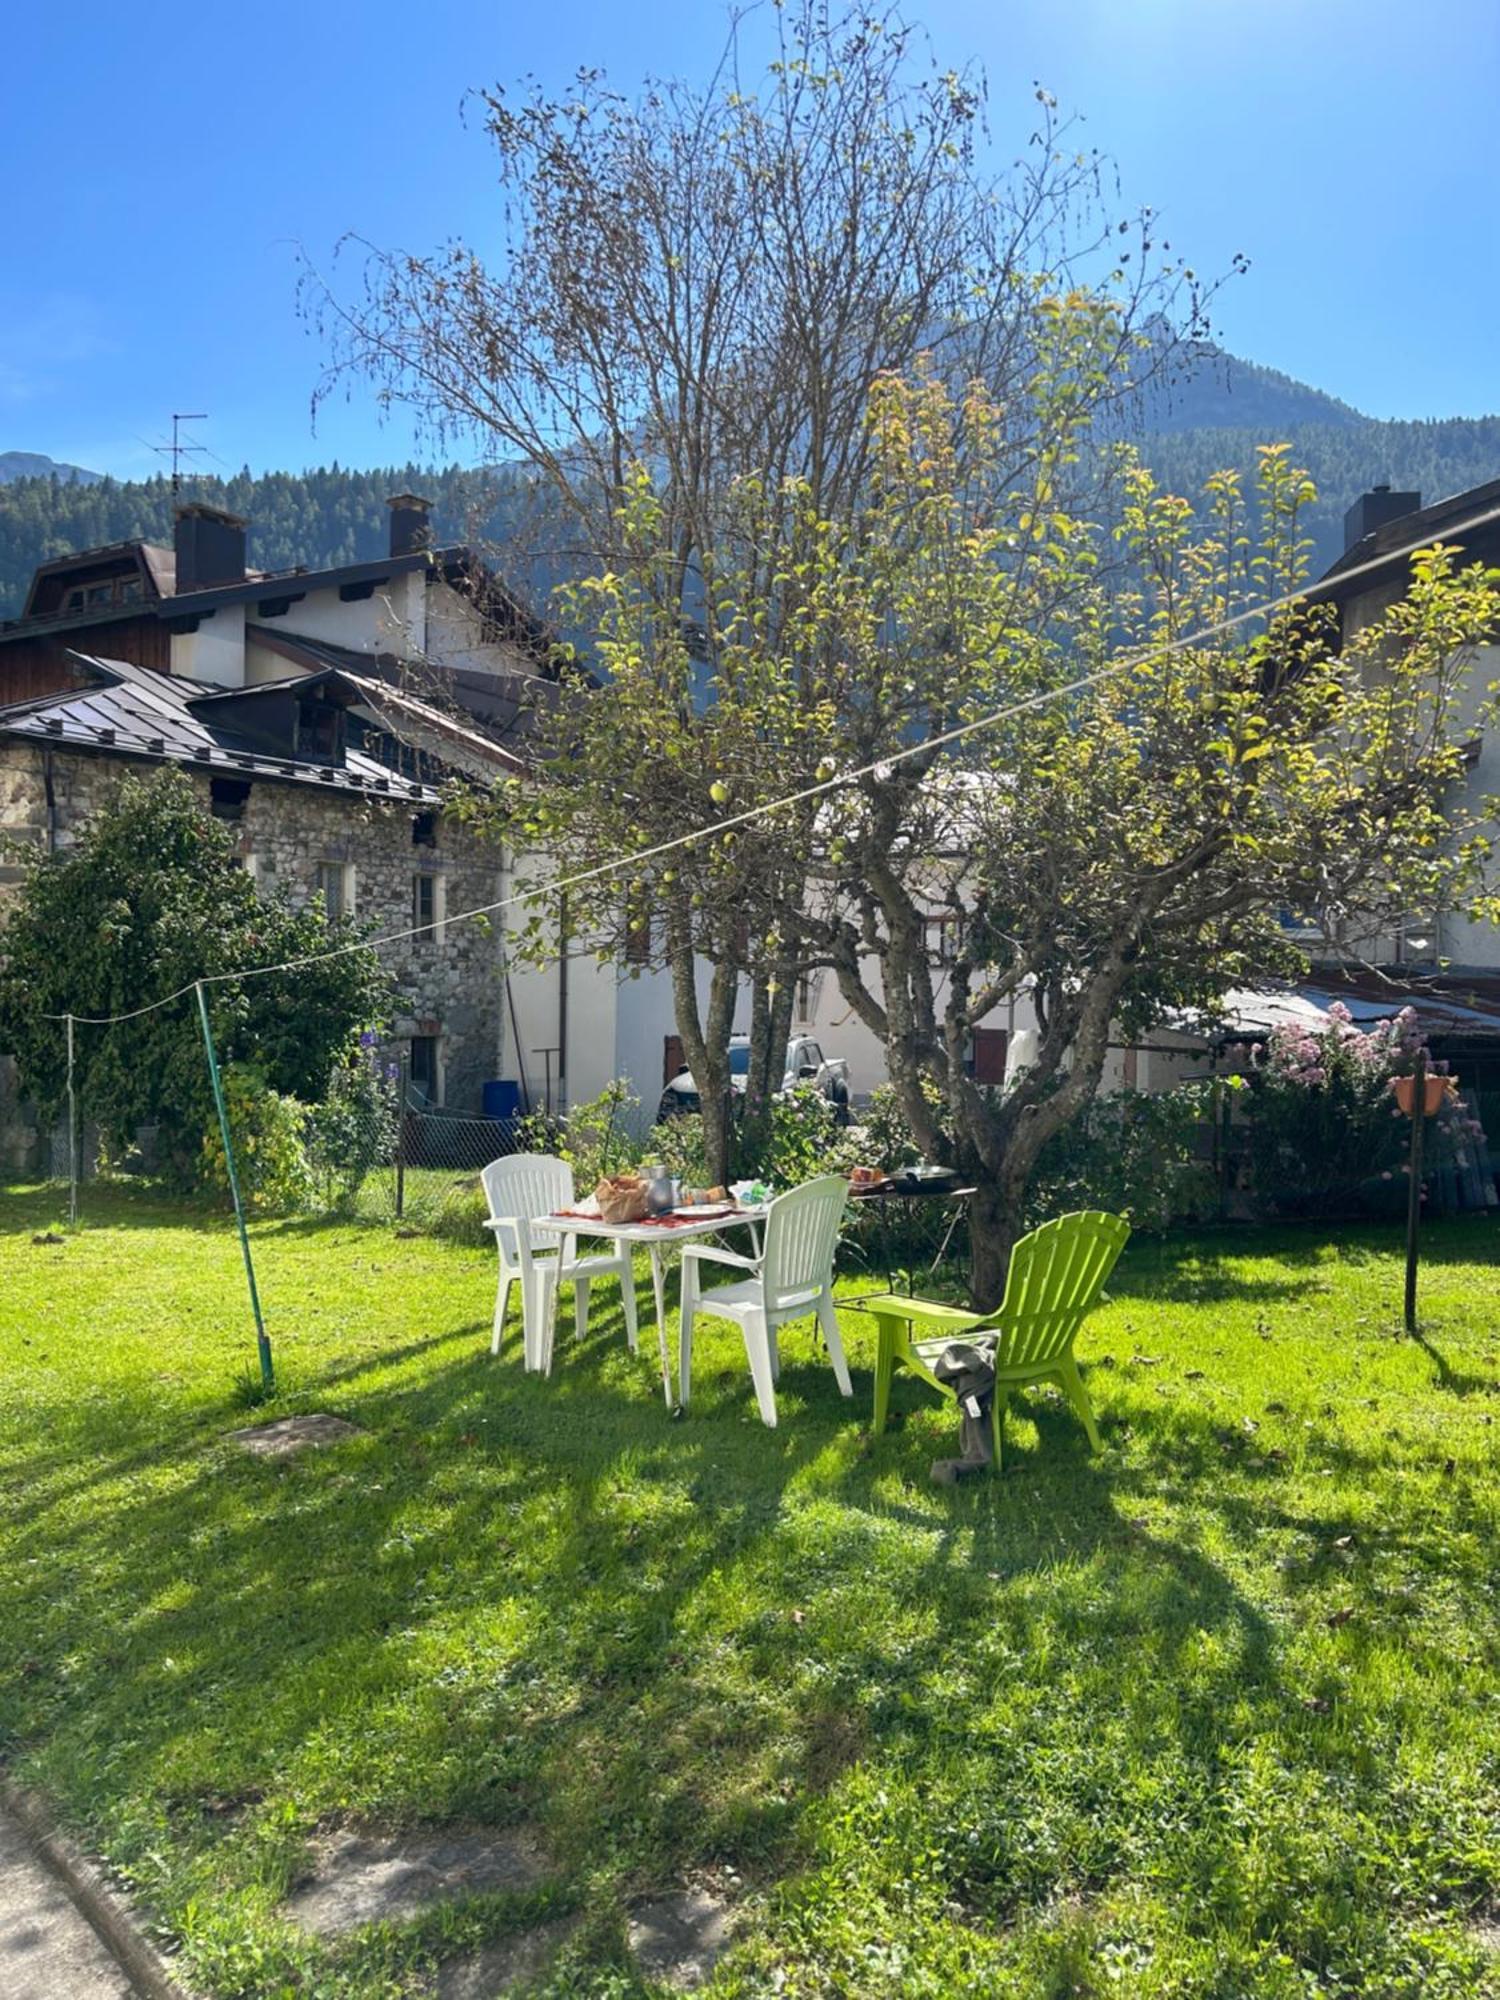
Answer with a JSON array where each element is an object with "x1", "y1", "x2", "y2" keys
[{"x1": 354, "y1": 1102, "x2": 528, "y2": 1232}]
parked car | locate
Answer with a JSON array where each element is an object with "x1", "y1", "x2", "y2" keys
[{"x1": 657, "y1": 1032, "x2": 852, "y2": 1124}]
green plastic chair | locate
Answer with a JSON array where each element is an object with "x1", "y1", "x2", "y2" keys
[{"x1": 887, "y1": 1210, "x2": 1130, "y2": 1469}]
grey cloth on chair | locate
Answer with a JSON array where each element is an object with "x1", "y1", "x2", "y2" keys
[{"x1": 929, "y1": 1339, "x2": 998, "y2": 1484}]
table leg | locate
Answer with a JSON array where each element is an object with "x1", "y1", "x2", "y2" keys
[{"x1": 648, "y1": 1244, "x2": 675, "y2": 1410}]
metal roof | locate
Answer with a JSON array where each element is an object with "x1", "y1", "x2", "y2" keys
[
  {"x1": 249, "y1": 628, "x2": 557, "y2": 755},
  {"x1": 0, "y1": 653, "x2": 446, "y2": 803}
]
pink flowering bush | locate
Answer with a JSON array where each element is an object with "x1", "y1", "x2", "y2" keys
[{"x1": 1241, "y1": 1004, "x2": 1426, "y2": 1215}]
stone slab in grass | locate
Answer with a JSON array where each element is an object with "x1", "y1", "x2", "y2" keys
[
  {"x1": 435, "y1": 1915, "x2": 578, "y2": 1997},
  {"x1": 225, "y1": 1414, "x2": 363, "y2": 1457},
  {"x1": 286, "y1": 1827, "x2": 549, "y2": 1936},
  {"x1": 628, "y1": 1889, "x2": 733, "y2": 1991}
]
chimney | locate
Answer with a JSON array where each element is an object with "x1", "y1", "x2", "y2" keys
[
  {"x1": 1343, "y1": 483, "x2": 1421, "y2": 553},
  {"x1": 387, "y1": 493, "x2": 432, "y2": 558},
  {"x1": 174, "y1": 502, "x2": 247, "y2": 592}
]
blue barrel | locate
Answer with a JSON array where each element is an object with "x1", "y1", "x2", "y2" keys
[{"x1": 483, "y1": 1079, "x2": 522, "y2": 1121}]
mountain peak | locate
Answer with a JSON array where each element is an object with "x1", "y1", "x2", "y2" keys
[
  {"x1": 1138, "y1": 341, "x2": 1369, "y2": 436},
  {"x1": 0, "y1": 450, "x2": 102, "y2": 486}
]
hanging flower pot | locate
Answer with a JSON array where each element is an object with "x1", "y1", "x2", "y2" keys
[{"x1": 1392, "y1": 1073, "x2": 1452, "y2": 1117}]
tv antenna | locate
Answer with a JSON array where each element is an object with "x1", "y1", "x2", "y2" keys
[{"x1": 153, "y1": 412, "x2": 210, "y2": 496}]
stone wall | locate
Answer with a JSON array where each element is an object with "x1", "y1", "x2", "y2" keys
[{"x1": 0, "y1": 743, "x2": 506, "y2": 1166}]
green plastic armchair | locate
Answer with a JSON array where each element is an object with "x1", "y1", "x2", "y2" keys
[{"x1": 871, "y1": 1210, "x2": 1129, "y2": 1469}]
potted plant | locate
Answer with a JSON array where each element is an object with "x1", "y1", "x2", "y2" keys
[{"x1": 1392, "y1": 1072, "x2": 1454, "y2": 1117}]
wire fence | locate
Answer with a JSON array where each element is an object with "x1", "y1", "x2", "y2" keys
[{"x1": 357, "y1": 1105, "x2": 529, "y2": 1229}]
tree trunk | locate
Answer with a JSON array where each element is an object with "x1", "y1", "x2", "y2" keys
[
  {"x1": 966, "y1": 1174, "x2": 1025, "y2": 1314},
  {"x1": 664, "y1": 921, "x2": 738, "y2": 1189},
  {"x1": 744, "y1": 974, "x2": 775, "y2": 1122},
  {"x1": 768, "y1": 968, "x2": 795, "y2": 1080}
]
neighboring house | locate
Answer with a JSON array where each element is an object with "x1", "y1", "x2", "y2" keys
[
  {"x1": 1307, "y1": 478, "x2": 1500, "y2": 1097},
  {"x1": 0, "y1": 494, "x2": 554, "y2": 718},
  {"x1": 1310, "y1": 478, "x2": 1500, "y2": 968},
  {"x1": 0, "y1": 648, "x2": 523, "y2": 1173},
  {"x1": 0, "y1": 497, "x2": 574, "y2": 1171},
  {"x1": 1138, "y1": 479, "x2": 1500, "y2": 1112},
  {"x1": 0, "y1": 494, "x2": 778, "y2": 1159}
]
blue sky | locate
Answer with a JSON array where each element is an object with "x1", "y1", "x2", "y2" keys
[{"x1": 4, "y1": 0, "x2": 1497, "y2": 480}]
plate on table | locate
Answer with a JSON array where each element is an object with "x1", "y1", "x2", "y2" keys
[{"x1": 671, "y1": 1203, "x2": 739, "y2": 1219}]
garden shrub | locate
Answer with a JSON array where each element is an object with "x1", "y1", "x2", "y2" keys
[
  {"x1": 0, "y1": 769, "x2": 388, "y2": 1184},
  {"x1": 304, "y1": 1042, "x2": 399, "y2": 1210},
  {"x1": 198, "y1": 1064, "x2": 315, "y2": 1214},
  {"x1": 737, "y1": 1085, "x2": 861, "y2": 1188},
  {"x1": 852, "y1": 1079, "x2": 945, "y2": 1171},
  {"x1": 645, "y1": 1109, "x2": 710, "y2": 1188},
  {"x1": 518, "y1": 1078, "x2": 645, "y2": 1191},
  {"x1": 1029, "y1": 1084, "x2": 1218, "y2": 1231},
  {"x1": 1240, "y1": 1004, "x2": 1428, "y2": 1216}
]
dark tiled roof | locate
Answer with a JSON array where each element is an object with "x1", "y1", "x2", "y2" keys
[
  {"x1": 0, "y1": 653, "x2": 445, "y2": 803},
  {"x1": 1314, "y1": 474, "x2": 1500, "y2": 599},
  {"x1": 2, "y1": 540, "x2": 565, "y2": 675}
]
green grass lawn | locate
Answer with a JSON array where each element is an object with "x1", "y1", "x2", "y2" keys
[{"x1": 2, "y1": 1181, "x2": 1498, "y2": 1998}]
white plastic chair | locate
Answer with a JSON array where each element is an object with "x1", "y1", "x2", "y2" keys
[
  {"x1": 678, "y1": 1174, "x2": 852, "y2": 1426},
  {"x1": 481, "y1": 1154, "x2": 638, "y2": 1371}
]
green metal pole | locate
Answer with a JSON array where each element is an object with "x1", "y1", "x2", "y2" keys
[
  {"x1": 65, "y1": 1013, "x2": 78, "y2": 1228},
  {"x1": 194, "y1": 981, "x2": 274, "y2": 1389},
  {"x1": 1403, "y1": 1046, "x2": 1427, "y2": 1338}
]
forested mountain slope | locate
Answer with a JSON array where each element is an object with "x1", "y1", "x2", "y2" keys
[{"x1": 2, "y1": 349, "x2": 1494, "y2": 620}]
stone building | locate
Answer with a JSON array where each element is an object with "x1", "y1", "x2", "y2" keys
[{"x1": 0, "y1": 497, "x2": 556, "y2": 1171}]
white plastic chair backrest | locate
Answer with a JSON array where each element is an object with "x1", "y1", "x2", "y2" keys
[
  {"x1": 762, "y1": 1174, "x2": 848, "y2": 1304},
  {"x1": 481, "y1": 1153, "x2": 574, "y2": 1231}
]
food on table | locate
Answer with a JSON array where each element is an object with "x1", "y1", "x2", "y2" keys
[{"x1": 595, "y1": 1172, "x2": 649, "y2": 1223}]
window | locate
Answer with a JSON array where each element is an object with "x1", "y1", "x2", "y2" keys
[
  {"x1": 60, "y1": 574, "x2": 142, "y2": 614},
  {"x1": 925, "y1": 914, "x2": 961, "y2": 964},
  {"x1": 970, "y1": 1028, "x2": 1008, "y2": 1088},
  {"x1": 409, "y1": 1034, "x2": 440, "y2": 1105},
  {"x1": 412, "y1": 810, "x2": 437, "y2": 849},
  {"x1": 625, "y1": 907, "x2": 652, "y2": 963},
  {"x1": 317, "y1": 862, "x2": 351, "y2": 922},
  {"x1": 413, "y1": 872, "x2": 436, "y2": 937},
  {"x1": 210, "y1": 776, "x2": 251, "y2": 823},
  {"x1": 296, "y1": 699, "x2": 345, "y2": 764}
]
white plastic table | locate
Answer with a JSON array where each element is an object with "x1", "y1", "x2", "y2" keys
[{"x1": 532, "y1": 1206, "x2": 765, "y2": 1409}]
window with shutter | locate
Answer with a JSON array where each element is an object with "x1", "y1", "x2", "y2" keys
[
  {"x1": 626, "y1": 909, "x2": 652, "y2": 963},
  {"x1": 971, "y1": 1027, "x2": 1008, "y2": 1087}
]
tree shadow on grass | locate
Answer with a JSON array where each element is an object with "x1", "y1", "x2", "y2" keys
[
  {"x1": 1113, "y1": 1214, "x2": 1500, "y2": 1298},
  {"x1": 5, "y1": 1267, "x2": 1490, "y2": 1990},
  {"x1": 1409, "y1": 1326, "x2": 1497, "y2": 1397}
]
